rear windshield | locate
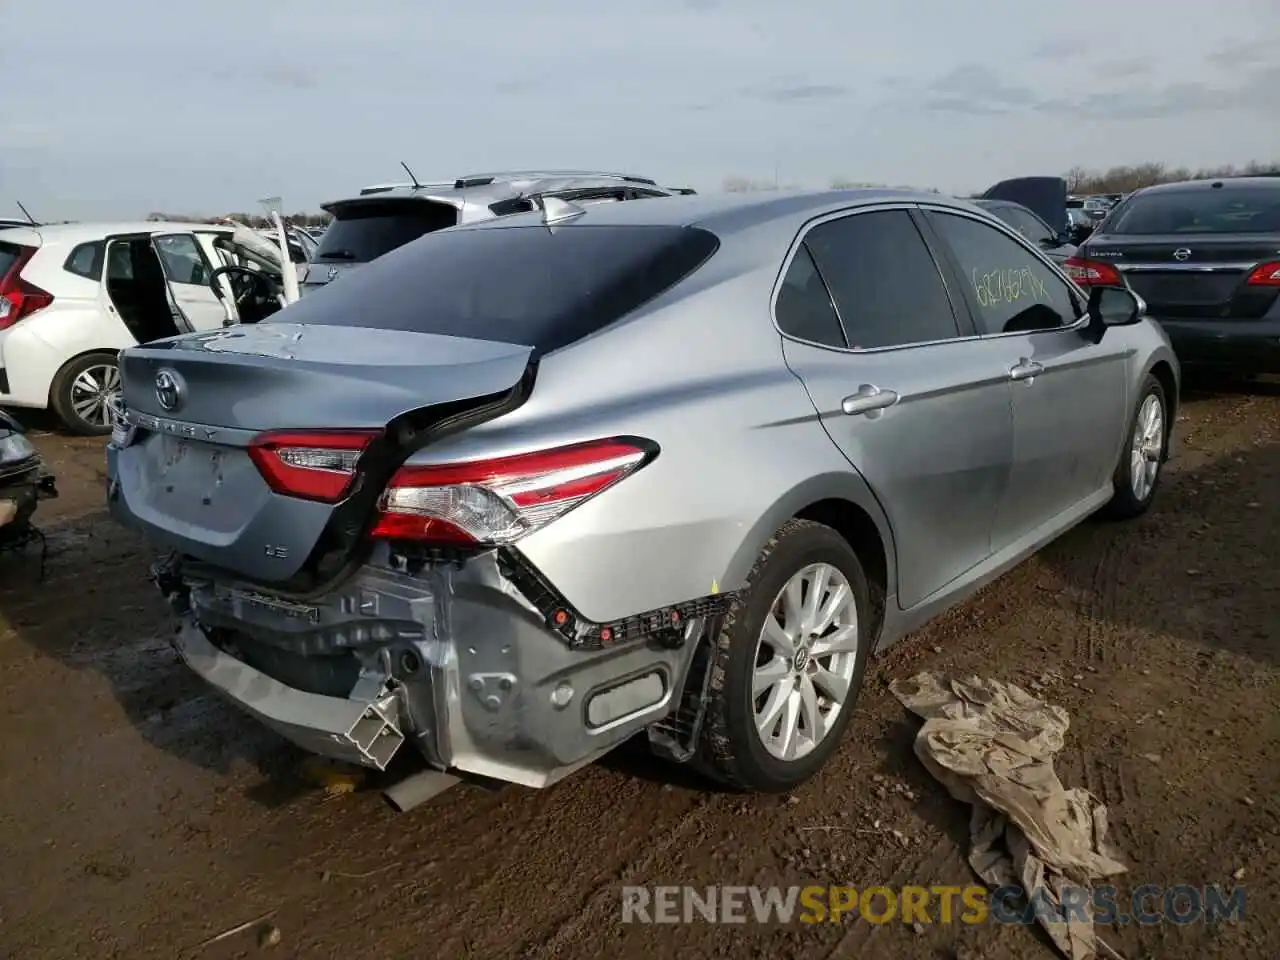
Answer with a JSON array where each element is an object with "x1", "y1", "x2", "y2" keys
[
  {"x1": 313, "y1": 199, "x2": 459, "y2": 263},
  {"x1": 1105, "y1": 187, "x2": 1280, "y2": 235},
  {"x1": 268, "y1": 223, "x2": 720, "y2": 354}
]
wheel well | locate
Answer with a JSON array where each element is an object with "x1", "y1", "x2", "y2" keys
[
  {"x1": 794, "y1": 498, "x2": 888, "y2": 643},
  {"x1": 1149, "y1": 360, "x2": 1177, "y2": 426},
  {"x1": 49, "y1": 348, "x2": 120, "y2": 400}
]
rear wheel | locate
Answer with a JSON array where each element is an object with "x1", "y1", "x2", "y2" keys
[
  {"x1": 1103, "y1": 374, "x2": 1167, "y2": 520},
  {"x1": 696, "y1": 519, "x2": 873, "y2": 792},
  {"x1": 50, "y1": 351, "x2": 120, "y2": 436}
]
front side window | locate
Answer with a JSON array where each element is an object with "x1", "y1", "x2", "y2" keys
[
  {"x1": 803, "y1": 210, "x2": 961, "y2": 349},
  {"x1": 153, "y1": 234, "x2": 209, "y2": 285},
  {"x1": 925, "y1": 211, "x2": 1081, "y2": 335}
]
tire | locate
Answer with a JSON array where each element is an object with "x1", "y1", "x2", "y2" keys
[
  {"x1": 696, "y1": 519, "x2": 874, "y2": 793},
  {"x1": 49, "y1": 351, "x2": 120, "y2": 436},
  {"x1": 1102, "y1": 374, "x2": 1168, "y2": 520}
]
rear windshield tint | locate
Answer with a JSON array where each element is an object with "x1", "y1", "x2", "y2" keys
[
  {"x1": 268, "y1": 223, "x2": 720, "y2": 354},
  {"x1": 313, "y1": 200, "x2": 459, "y2": 263},
  {"x1": 1106, "y1": 187, "x2": 1280, "y2": 235}
]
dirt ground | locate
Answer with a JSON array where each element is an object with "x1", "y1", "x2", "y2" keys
[{"x1": 1, "y1": 382, "x2": 1277, "y2": 960}]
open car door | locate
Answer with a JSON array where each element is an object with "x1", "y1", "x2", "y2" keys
[
  {"x1": 148, "y1": 231, "x2": 227, "y2": 332},
  {"x1": 979, "y1": 177, "x2": 1069, "y2": 238},
  {"x1": 98, "y1": 232, "x2": 196, "y2": 344},
  {"x1": 207, "y1": 226, "x2": 291, "y2": 326}
]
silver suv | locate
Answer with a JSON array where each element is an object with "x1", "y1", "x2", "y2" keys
[{"x1": 304, "y1": 169, "x2": 690, "y2": 292}]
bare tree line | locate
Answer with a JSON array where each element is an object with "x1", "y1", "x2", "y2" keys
[
  {"x1": 134, "y1": 158, "x2": 1280, "y2": 226},
  {"x1": 724, "y1": 158, "x2": 1280, "y2": 197},
  {"x1": 143, "y1": 211, "x2": 333, "y2": 228}
]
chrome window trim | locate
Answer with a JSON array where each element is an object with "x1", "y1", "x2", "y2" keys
[{"x1": 770, "y1": 201, "x2": 1091, "y2": 357}]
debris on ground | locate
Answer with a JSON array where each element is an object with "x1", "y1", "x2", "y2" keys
[
  {"x1": 891, "y1": 672, "x2": 1127, "y2": 960},
  {"x1": 257, "y1": 924, "x2": 282, "y2": 948},
  {"x1": 298, "y1": 757, "x2": 367, "y2": 798}
]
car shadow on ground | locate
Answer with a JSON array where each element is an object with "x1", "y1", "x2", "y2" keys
[
  {"x1": 0, "y1": 413, "x2": 1274, "y2": 813},
  {"x1": 0, "y1": 508, "x2": 314, "y2": 807}
]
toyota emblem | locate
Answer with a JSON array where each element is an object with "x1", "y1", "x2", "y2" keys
[
  {"x1": 154, "y1": 369, "x2": 183, "y2": 411},
  {"x1": 326, "y1": 265, "x2": 340, "y2": 282},
  {"x1": 1173, "y1": 248, "x2": 1191, "y2": 261}
]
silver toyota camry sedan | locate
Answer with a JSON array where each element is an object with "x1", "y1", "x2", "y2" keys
[{"x1": 105, "y1": 188, "x2": 1178, "y2": 801}]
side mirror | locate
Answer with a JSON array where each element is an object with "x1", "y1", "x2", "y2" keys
[{"x1": 1083, "y1": 285, "x2": 1144, "y2": 342}]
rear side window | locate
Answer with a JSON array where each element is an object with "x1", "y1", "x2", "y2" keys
[
  {"x1": 315, "y1": 200, "x2": 459, "y2": 262},
  {"x1": 271, "y1": 223, "x2": 720, "y2": 354},
  {"x1": 0, "y1": 242, "x2": 23, "y2": 281},
  {"x1": 64, "y1": 241, "x2": 105, "y2": 280},
  {"x1": 925, "y1": 211, "x2": 1081, "y2": 336},
  {"x1": 776, "y1": 245, "x2": 845, "y2": 347},
  {"x1": 803, "y1": 210, "x2": 960, "y2": 349},
  {"x1": 1105, "y1": 187, "x2": 1280, "y2": 235}
]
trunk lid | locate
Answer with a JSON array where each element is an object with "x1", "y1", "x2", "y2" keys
[
  {"x1": 108, "y1": 322, "x2": 533, "y2": 583},
  {"x1": 979, "y1": 177, "x2": 1069, "y2": 236},
  {"x1": 1083, "y1": 232, "x2": 1280, "y2": 319}
]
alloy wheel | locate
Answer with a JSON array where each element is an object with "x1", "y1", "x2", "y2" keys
[
  {"x1": 751, "y1": 562, "x2": 861, "y2": 762},
  {"x1": 69, "y1": 363, "x2": 120, "y2": 428},
  {"x1": 1129, "y1": 393, "x2": 1164, "y2": 501}
]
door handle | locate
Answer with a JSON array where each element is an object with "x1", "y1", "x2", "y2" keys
[
  {"x1": 841, "y1": 384, "x2": 899, "y2": 416},
  {"x1": 1008, "y1": 359, "x2": 1043, "y2": 382}
]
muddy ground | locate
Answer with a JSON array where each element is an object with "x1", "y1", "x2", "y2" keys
[{"x1": 0, "y1": 383, "x2": 1277, "y2": 960}]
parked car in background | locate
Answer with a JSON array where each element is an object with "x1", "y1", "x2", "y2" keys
[
  {"x1": 0, "y1": 221, "x2": 287, "y2": 434},
  {"x1": 975, "y1": 177, "x2": 1079, "y2": 261},
  {"x1": 304, "y1": 170, "x2": 692, "y2": 293},
  {"x1": 1065, "y1": 176, "x2": 1280, "y2": 375},
  {"x1": 106, "y1": 189, "x2": 1177, "y2": 804},
  {"x1": 972, "y1": 199, "x2": 1077, "y2": 264}
]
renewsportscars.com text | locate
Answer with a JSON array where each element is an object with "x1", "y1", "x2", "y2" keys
[{"x1": 621, "y1": 884, "x2": 1246, "y2": 926}]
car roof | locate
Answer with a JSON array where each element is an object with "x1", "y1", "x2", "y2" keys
[
  {"x1": 1133, "y1": 176, "x2": 1280, "y2": 196},
  {"x1": 0, "y1": 221, "x2": 235, "y2": 245},
  {"x1": 458, "y1": 188, "x2": 976, "y2": 235}
]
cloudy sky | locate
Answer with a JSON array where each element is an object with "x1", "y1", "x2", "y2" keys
[{"x1": 3, "y1": 0, "x2": 1278, "y2": 219}]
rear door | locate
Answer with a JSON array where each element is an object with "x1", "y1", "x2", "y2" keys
[
  {"x1": 920, "y1": 207, "x2": 1129, "y2": 549},
  {"x1": 777, "y1": 206, "x2": 1015, "y2": 609},
  {"x1": 149, "y1": 232, "x2": 225, "y2": 331}
]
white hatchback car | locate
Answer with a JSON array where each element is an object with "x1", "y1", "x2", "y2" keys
[{"x1": 0, "y1": 221, "x2": 291, "y2": 435}]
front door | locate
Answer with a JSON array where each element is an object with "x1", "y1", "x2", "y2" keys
[
  {"x1": 921, "y1": 208, "x2": 1131, "y2": 551},
  {"x1": 777, "y1": 207, "x2": 1015, "y2": 609},
  {"x1": 150, "y1": 232, "x2": 225, "y2": 331}
]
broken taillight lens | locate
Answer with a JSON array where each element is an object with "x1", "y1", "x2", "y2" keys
[
  {"x1": 370, "y1": 437, "x2": 656, "y2": 545},
  {"x1": 247, "y1": 429, "x2": 380, "y2": 503}
]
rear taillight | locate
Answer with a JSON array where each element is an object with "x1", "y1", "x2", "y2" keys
[
  {"x1": 247, "y1": 429, "x2": 380, "y2": 503},
  {"x1": 1245, "y1": 261, "x2": 1280, "y2": 286},
  {"x1": 370, "y1": 437, "x2": 656, "y2": 545},
  {"x1": 1062, "y1": 256, "x2": 1123, "y2": 287},
  {"x1": 0, "y1": 247, "x2": 54, "y2": 331}
]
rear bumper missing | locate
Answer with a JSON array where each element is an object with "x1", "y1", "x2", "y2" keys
[{"x1": 165, "y1": 551, "x2": 707, "y2": 788}]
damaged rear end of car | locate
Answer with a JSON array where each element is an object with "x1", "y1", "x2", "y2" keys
[{"x1": 106, "y1": 212, "x2": 728, "y2": 802}]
